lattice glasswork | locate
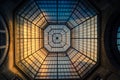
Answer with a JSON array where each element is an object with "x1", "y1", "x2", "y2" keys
[
  {"x1": 14, "y1": 0, "x2": 99, "y2": 79},
  {"x1": 44, "y1": 25, "x2": 70, "y2": 52}
]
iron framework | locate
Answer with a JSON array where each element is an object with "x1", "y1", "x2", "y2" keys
[{"x1": 14, "y1": 0, "x2": 99, "y2": 79}]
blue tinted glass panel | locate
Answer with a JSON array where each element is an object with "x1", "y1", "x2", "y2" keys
[
  {"x1": 36, "y1": 0, "x2": 57, "y2": 22},
  {"x1": 117, "y1": 26, "x2": 120, "y2": 51}
]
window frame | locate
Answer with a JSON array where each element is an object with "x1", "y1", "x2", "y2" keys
[
  {"x1": 0, "y1": 14, "x2": 9, "y2": 66},
  {"x1": 105, "y1": 12, "x2": 120, "y2": 68}
]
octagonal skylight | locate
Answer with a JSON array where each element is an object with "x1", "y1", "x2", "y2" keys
[
  {"x1": 44, "y1": 25, "x2": 70, "y2": 52},
  {"x1": 14, "y1": 0, "x2": 99, "y2": 79}
]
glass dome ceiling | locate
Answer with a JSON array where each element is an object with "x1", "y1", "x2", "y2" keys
[{"x1": 14, "y1": 0, "x2": 99, "y2": 79}]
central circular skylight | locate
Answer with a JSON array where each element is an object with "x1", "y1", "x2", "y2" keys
[{"x1": 44, "y1": 25, "x2": 70, "y2": 52}]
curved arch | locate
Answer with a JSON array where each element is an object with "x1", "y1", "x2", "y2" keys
[{"x1": 0, "y1": 14, "x2": 9, "y2": 66}]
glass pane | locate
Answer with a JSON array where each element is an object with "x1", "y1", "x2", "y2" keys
[{"x1": 117, "y1": 26, "x2": 120, "y2": 52}]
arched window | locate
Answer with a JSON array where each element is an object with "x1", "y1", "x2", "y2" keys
[
  {"x1": 0, "y1": 15, "x2": 9, "y2": 66},
  {"x1": 112, "y1": 19, "x2": 120, "y2": 64},
  {"x1": 105, "y1": 12, "x2": 120, "y2": 68}
]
